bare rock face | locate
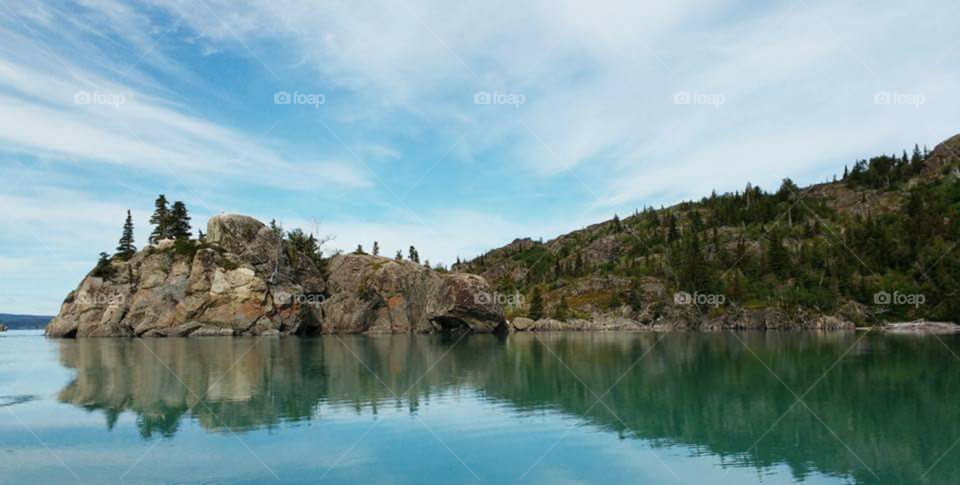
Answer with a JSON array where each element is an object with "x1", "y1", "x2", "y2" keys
[
  {"x1": 46, "y1": 214, "x2": 326, "y2": 338},
  {"x1": 921, "y1": 134, "x2": 960, "y2": 181},
  {"x1": 321, "y1": 254, "x2": 504, "y2": 333},
  {"x1": 46, "y1": 215, "x2": 503, "y2": 338}
]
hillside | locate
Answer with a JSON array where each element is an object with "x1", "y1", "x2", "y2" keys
[
  {"x1": 454, "y1": 134, "x2": 960, "y2": 329},
  {"x1": 0, "y1": 313, "x2": 52, "y2": 330}
]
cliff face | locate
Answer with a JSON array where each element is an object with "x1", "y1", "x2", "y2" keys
[{"x1": 45, "y1": 215, "x2": 504, "y2": 338}]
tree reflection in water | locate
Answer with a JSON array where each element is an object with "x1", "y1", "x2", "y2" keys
[{"x1": 57, "y1": 332, "x2": 960, "y2": 483}]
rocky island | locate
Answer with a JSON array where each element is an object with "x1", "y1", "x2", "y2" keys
[{"x1": 46, "y1": 214, "x2": 503, "y2": 337}]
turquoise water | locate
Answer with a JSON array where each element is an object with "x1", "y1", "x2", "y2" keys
[{"x1": 1, "y1": 329, "x2": 959, "y2": 484}]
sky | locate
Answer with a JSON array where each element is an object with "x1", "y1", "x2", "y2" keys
[{"x1": 0, "y1": 0, "x2": 957, "y2": 314}]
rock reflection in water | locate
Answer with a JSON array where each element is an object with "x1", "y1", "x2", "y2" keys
[{"x1": 56, "y1": 332, "x2": 960, "y2": 483}]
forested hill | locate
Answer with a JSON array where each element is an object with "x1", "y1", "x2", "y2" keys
[{"x1": 454, "y1": 134, "x2": 960, "y2": 326}]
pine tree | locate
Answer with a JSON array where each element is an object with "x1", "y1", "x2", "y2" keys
[
  {"x1": 529, "y1": 287, "x2": 544, "y2": 320},
  {"x1": 92, "y1": 252, "x2": 115, "y2": 279},
  {"x1": 423, "y1": 259, "x2": 430, "y2": 269},
  {"x1": 667, "y1": 213, "x2": 680, "y2": 245},
  {"x1": 679, "y1": 231, "x2": 708, "y2": 291},
  {"x1": 168, "y1": 201, "x2": 191, "y2": 240},
  {"x1": 198, "y1": 230, "x2": 205, "y2": 242},
  {"x1": 372, "y1": 241, "x2": 380, "y2": 256},
  {"x1": 395, "y1": 250, "x2": 403, "y2": 261},
  {"x1": 409, "y1": 246, "x2": 420, "y2": 263},
  {"x1": 355, "y1": 244, "x2": 365, "y2": 255},
  {"x1": 115, "y1": 210, "x2": 136, "y2": 260},
  {"x1": 149, "y1": 195, "x2": 171, "y2": 243},
  {"x1": 552, "y1": 297, "x2": 570, "y2": 321},
  {"x1": 766, "y1": 229, "x2": 790, "y2": 278}
]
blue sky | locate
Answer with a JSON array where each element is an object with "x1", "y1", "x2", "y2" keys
[{"x1": 1, "y1": 0, "x2": 957, "y2": 314}]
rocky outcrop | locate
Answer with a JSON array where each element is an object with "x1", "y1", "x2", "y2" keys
[
  {"x1": 321, "y1": 254, "x2": 503, "y2": 333},
  {"x1": 0, "y1": 323, "x2": 7, "y2": 332},
  {"x1": 45, "y1": 215, "x2": 503, "y2": 338},
  {"x1": 507, "y1": 317, "x2": 647, "y2": 332},
  {"x1": 881, "y1": 321, "x2": 960, "y2": 334}
]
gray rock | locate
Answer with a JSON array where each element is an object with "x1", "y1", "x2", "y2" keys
[
  {"x1": 46, "y1": 215, "x2": 501, "y2": 337},
  {"x1": 321, "y1": 254, "x2": 503, "y2": 334}
]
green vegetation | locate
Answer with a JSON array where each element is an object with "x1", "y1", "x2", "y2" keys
[
  {"x1": 91, "y1": 252, "x2": 115, "y2": 279},
  {"x1": 115, "y1": 210, "x2": 136, "y2": 260},
  {"x1": 461, "y1": 141, "x2": 960, "y2": 324},
  {"x1": 285, "y1": 227, "x2": 330, "y2": 275},
  {"x1": 148, "y1": 195, "x2": 192, "y2": 242}
]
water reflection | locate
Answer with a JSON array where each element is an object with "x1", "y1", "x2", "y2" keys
[{"x1": 57, "y1": 332, "x2": 960, "y2": 483}]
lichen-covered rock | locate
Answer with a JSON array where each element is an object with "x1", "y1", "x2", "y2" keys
[{"x1": 320, "y1": 254, "x2": 503, "y2": 333}]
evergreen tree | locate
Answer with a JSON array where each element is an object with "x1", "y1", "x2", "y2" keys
[
  {"x1": 395, "y1": 250, "x2": 403, "y2": 261},
  {"x1": 92, "y1": 252, "x2": 115, "y2": 279},
  {"x1": 529, "y1": 287, "x2": 544, "y2": 320},
  {"x1": 115, "y1": 210, "x2": 136, "y2": 260},
  {"x1": 667, "y1": 213, "x2": 680, "y2": 245},
  {"x1": 552, "y1": 297, "x2": 570, "y2": 321},
  {"x1": 372, "y1": 241, "x2": 380, "y2": 256},
  {"x1": 766, "y1": 229, "x2": 790, "y2": 278},
  {"x1": 168, "y1": 201, "x2": 191, "y2": 240},
  {"x1": 149, "y1": 195, "x2": 171, "y2": 243},
  {"x1": 198, "y1": 230, "x2": 205, "y2": 242},
  {"x1": 409, "y1": 246, "x2": 420, "y2": 263},
  {"x1": 679, "y1": 231, "x2": 709, "y2": 291},
  {"x1": 355, "y1": 244, "x2": 365, "y2": 255}
]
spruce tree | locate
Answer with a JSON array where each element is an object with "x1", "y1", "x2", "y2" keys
[
  {"x1": 149, "y1": 195, "x2": 170, "y2": 243},
  {"x1": 409, "y1": 246, "x2": 420, "y2": 263},
  {"x1": 766, "y1": 229, "x2": 790, "y2": 278},
  {"x1": 168, "y1": 201, "x2": 191, "y2": 240},
  {"x1": 115, "y1": 210, "x2": 136, "y2": 260},
  {"x1": 372, "y1": 241, "x2": 380, "y2": 256},
  {"x1": 528, "y1": 287, "x2": 544, "y2": 320},
  {"x1": 552, "y1": 297, "x2": 570, "y2": 321},
  {"x1": 92, "y1": 252, "x2": 115, "y2": 279},
  {"x1": 395, "y1": 250, "x2": 403, "y2": 261}
]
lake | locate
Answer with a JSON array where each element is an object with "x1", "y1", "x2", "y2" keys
[{"x1": 1, "y1": 329, "x2": 959, "y2": 484}]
